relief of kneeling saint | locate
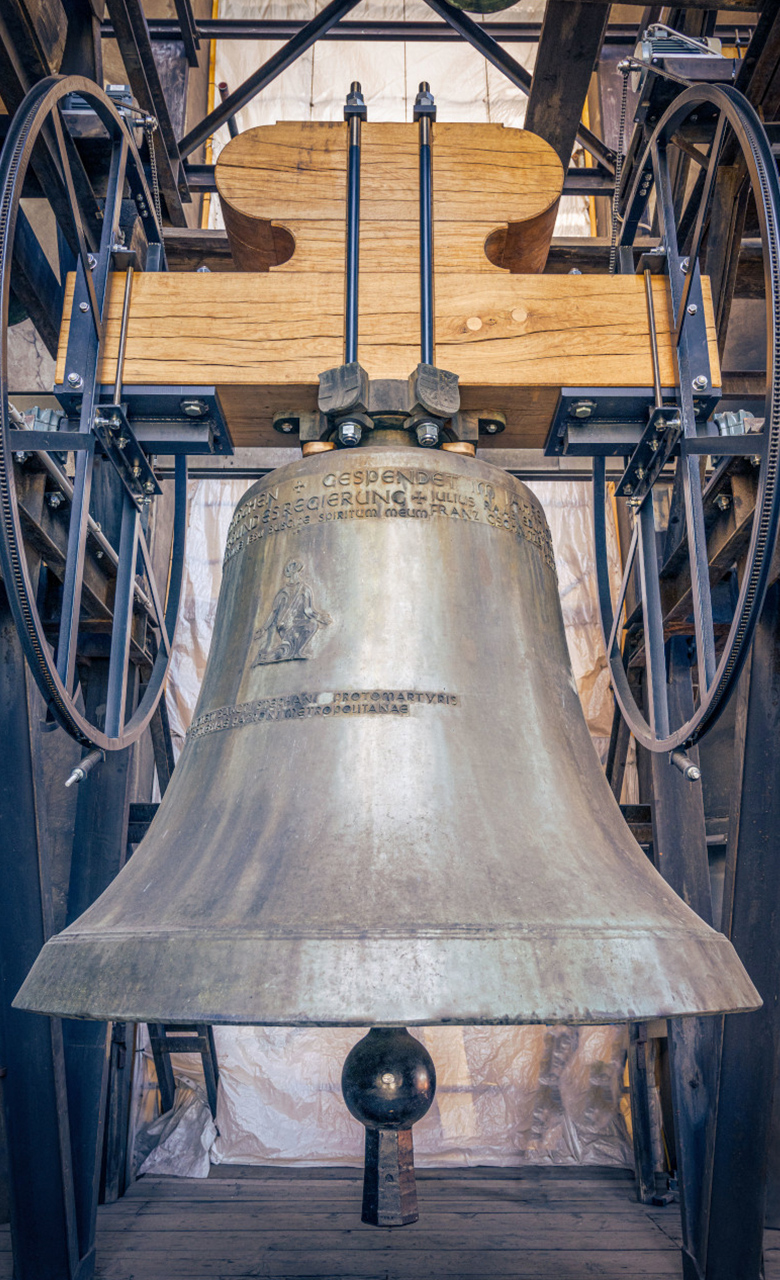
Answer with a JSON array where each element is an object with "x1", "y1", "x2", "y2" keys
[{"x1": 252, "y1": 559, "x2": 332, "y2": 666}]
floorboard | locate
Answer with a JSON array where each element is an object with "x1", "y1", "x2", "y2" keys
[{"x1": 1, "y1": 1166, "x2": 779, "y2": 1280}]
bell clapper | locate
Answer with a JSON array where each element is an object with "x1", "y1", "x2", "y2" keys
[{"x1": 342, "y1": 1027, "x2": 436, "y2": 1226}]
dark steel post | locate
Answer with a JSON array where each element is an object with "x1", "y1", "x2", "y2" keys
[
  {"x1": 414, "y1": 83, "x2": 436, "y2": 368},
  {"x1": 706, "y1": 581, "x2": 780, "y2": 1280},
  {"x1": 344, "y1": 82, "x2": 367, "y2": 367},
  {"x1": 650, "y1": 637, "x2": 719, "y2": 1280}
]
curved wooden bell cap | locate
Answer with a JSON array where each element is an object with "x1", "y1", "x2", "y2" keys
[{"x1": 215, "y1": 120, "x2": 564, "y2": 275}]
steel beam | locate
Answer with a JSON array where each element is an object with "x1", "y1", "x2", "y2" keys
[
  {"x1": 706, "y1": 581, "x2": 780, "y2": 1280},
  {"x1": 178, "y1": 0, "x2": 364, "y2": 160},
  {"x1": 650, "y1": 637, "x2": 719, "y2": 1280}
]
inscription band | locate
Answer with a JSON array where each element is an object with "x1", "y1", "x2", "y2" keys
[{"x1": 188, "y1": 689, "x2": 460, "y2": 740}]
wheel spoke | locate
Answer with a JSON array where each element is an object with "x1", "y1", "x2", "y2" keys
[
  {"x1": 105, "y1": 492, "x2": 141, "y2": 739},
  {"x1": 636, "y1": 494, "x2": 670, "y2": 739},
  {"x1": 137, "y1": 524, "x2": 171, "y2": 657},
  {"x1": 608, "y1": 525, "x2": 638, "y2": 661},
  {"x1": 51, "y1": 107, "x2": 101, "y2": 339},
  {"x1": 681, "y1": 453, "x2": 717, "y2": 692},
  {"x1": 677, "y1": 111, "x2": 728, "y2": 340},
  {"x1": 55, "y1": 449, "x2": 94, "y2": 694}
]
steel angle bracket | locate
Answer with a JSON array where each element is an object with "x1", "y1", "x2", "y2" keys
[
  {"x1": 56, "y1": 384, "x2": 234, "y2": 455},
  {"x1": 544, "y1": 388, "x2": 664, "y2": 457},
  {"x1": 92, "y1": 403, "x2": 161, "y2": 508},
  {"x1": 615, "y1": 405, "x2": 682, "y2": 501}
]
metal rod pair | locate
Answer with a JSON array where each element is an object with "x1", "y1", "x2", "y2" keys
[{"x1": 344, "y1": 81, "x2": 436, "y2": 368}]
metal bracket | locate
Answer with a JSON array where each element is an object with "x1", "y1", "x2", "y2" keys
[
  {"x1": 92, "y1": 404, "x2": 161, "y2": 508},
  {"x1": 616, "y1": 405, "x2": 682, "y2": 501}
]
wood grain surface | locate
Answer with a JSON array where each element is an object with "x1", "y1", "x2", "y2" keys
[
  {"x1": 56, "y1": 271, "x2": 720, "y2": 450},
  {"x1": 215, "y1": 121, "x2": 564, "y2": 276}
]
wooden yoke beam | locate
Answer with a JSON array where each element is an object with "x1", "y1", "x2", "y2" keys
[{"x1": 56, "y1": 271, "x2": 720, "y2": 450}]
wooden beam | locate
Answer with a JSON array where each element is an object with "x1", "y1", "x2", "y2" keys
[
  {"x1": 56, "y1": 269, "x2": 721, "y2": 451},
  {"x1": 525, "y1": 0, "x2": 612, "y2": 168}
]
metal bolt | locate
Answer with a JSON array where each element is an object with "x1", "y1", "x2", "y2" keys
[
  {"x1": 338, "y1": 420, "x2": 362, "y2": 447},
  {"x1": 624, "y1": 484, "x2": 633, "y2": 495},
  {"x1": 649, "y1": 439, "x2": 660, "y2": 452},
  {"x1": 628, "y1": 496, "x2": 642, "y2": 509},
  {"x1": 88, "y1": 254, "x2": 97, "y2": 270},
  {"x1": 67, "y1": 372, "x2": 83, "y2": 388},
  {"x1": 485, "y1": 421, "x2": 501, "y2": 433},
  {"x1": 131, "y1": 462, "x2": 141, "y2": 478},
  {"x1": 751, "y1": 454, "x2": 761, "y2": 468},
  {"x1": 277, "y1": 420, "x2": 295, "y2": 433},
  {"x1": 636, "y1": 467, "x2": 645, "y2": 480},
  {"x1": 180, "y1": 398, "x2": 208, "y2": 417},
  {"x1": 47, "y1": 491, "x2": 64, "y2": 509},
  {"x1": 572, "y1": 401, "x2": 595, "y2": 419},
  {"x1": 117, "y1": 435, "x2": 128, "y2": 450},
  {"x1": 714, "y1": 493, "x2": 731, "y2": 511},
  {"x1": 14, "y1": 452, "x2": 28, "y2": 463},
  {"x1": 416, "y1": 420, "x2": 439, "y2": 448},
  {"x1": 196, "y1": 265, "x2": 211, "y2": 273},
  {"x1": 144, "y1": 480, "x2": 156, "y2": 493},
  {"x1": 692, "y1": 375, "x2": 708, "y2": 391},
  {"x1": 681, "y1": 257, "x2": 690, "y2": 273},
  {"x1": 79, "y1": 301, "x2": 90, "y2": 313},
  {"x1": 687, "y1": 304, "x2": 698, "y2": 316}
]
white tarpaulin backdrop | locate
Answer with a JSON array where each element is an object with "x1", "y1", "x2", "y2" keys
[{"x1": 131, "y1": 3, "x2": 636, "y2": 1174}]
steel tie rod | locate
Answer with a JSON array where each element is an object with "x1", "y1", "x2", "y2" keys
[
  {"x1": 414, "y1": 83, "x2": 436, "y2": 368},
  {"x1": 344, "y1": 83, "x2": 367, "y2": 366}
]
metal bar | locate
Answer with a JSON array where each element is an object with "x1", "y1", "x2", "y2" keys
[
  {"x1": 104, "y1": 494, "x2": 140, "y2": 739},
  {"x1": 112, "y1": 18, "x2": 753, "y2": 44},
  {"x1": 199, "y1": 1024, "x2": 220, "y2": 1119},
  {"x1": 420, "y1": 0, "x2": 615, "y2": 174},
  {"x1": 112, "y1": 267, "x2": 134, "y2": 406},
  {"x1": 104, "y1": 0, "x2": 188, "y2": 222},
  {"x1": 173, "y1": 0, "x2": 199, "y2": 67},
  {"x1": 652, "y1": 141, "x2": 717, "y2": 693},
  {"x1": 0, "y1": 565, "x2": 82, "y2": 1279},
  {"x1": 147, "y1": 1026, "x2": 177, "y2": 1114},
  {"x1": 415, "y1": 84, "x2": 435, "y2": 367},
  {"x1": 644, "y1": 270, "x2": 663, "y2": 410},
  {"x1": 627, "y1": 1024, "x2": 657, "y2": 1204},
  {"x1": 707, "y1": 582, "x2": 780, "y2": 1279},
  {"x1": 217, "y1": 82, "x2": 239, "y2": 139},
  {"x1": 636, "y1": 496, "x2": 670, "y2": 738},
  {"x1": 344, "y1": 83, "x2": 365, "y2": 367},
  {"x1": 57, "y1": 137, "x2": 130, "y2": 694},
  {"x1": 649, "y1": 637, "x2": 719, "y2": 1279},
  {"x1": 178, "y1": 0, "x2": 363, "y2": 160},
  {"x1": 607, "y1": 525, "x2": 638, "y2": 660},
  {"x1": 676, "y1": 112, "x2": 728, "y2": 343},
  {"x1": 136, "y1": 525, "x2": 171, "y2": 656},
  {"x1": 51, "y1": 107, "x2": 101, "y2": 339}
]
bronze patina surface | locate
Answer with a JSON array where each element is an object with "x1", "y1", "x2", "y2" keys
[{"x1": 16, "y1": 439, "x2": 760, "y2": 1025}]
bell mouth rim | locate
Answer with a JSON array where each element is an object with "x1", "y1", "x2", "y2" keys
[{"x1": 14, "y1": 927, "x2": 762, "y2": 1025}]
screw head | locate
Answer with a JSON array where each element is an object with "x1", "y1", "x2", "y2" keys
[
  {"x1": 687, "y1": 304, "x2": 698, "y2": 316},
  {"x1": 67, "y1": 372, "x2": 83, "y2": 388},
  {"x1": 572, "y1": 400, "x2": 595, "y2": 420},
  {"x1": 180, "y1": 398, "x2": 208, "y2": 417},
  {"x1": 714, "y1": 493, "x2": 731, "y2": 511},
  {"x1": 338, "y1": 420, "x2": 362, "y2": 447},
  {"x1": 277, "y1": 420, "x2": 295, "y2": 433},
  {"x1": 79, "y1": 301, "x2": 90, "y2": 313},
  {"x1": 14, "y1": 452, "x2": 28, "y2": 463},
  {"x1": 415, "y1": 420, "x2": 440, "y2": 448},
  {"x1": 47, "y1": 491, "x2": 64, "y2": 508},
  {"x1": 692, "y1": 375, "x2": 708, "y2": 391},
  {"x1": 143, "y1": 480, "x2": 156, "y2": 493}
]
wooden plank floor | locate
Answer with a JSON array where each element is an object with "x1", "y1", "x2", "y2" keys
[{"x1": 2, "y1": 1166, "x2": 779, "y2": 1279}]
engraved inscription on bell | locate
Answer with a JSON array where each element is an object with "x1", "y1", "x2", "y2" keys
[{"x1": 252, "y1": 558, "x2": 332, "y2": 666}]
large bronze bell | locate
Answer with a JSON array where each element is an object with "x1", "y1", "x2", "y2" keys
[
  {"x1": 17, "y1": 433, "x2": 758, "y2": 1023},
  {"x1": 16, "y1": 431, "x2": 759, "y2": 1224}
]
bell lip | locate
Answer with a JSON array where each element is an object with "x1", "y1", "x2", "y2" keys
[{"x1": 14, "y1": 928, "x2": 762, "y2": 1026}]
